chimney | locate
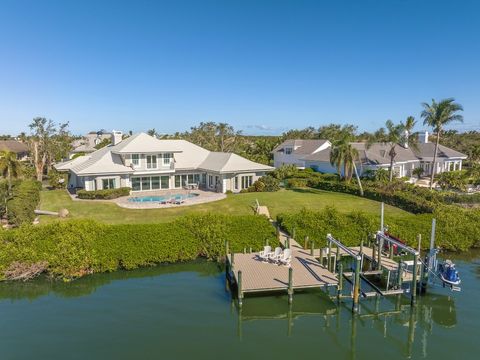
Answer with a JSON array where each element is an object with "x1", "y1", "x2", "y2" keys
[
  {"x1": 419, "y1": 131, "x2": 429, "y2": 144},
  {"x1": 403, "y1": 130, "x2": 409, "y2": 148},
  {"x1": 111, "y1": 130, "x2": 123, "y2": 146}
]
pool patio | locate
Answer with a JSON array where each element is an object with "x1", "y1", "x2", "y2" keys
[{"x1": 114, "y1": 189, "x2": 226, "y2": 209}]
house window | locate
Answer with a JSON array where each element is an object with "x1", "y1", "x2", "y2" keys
[
  {"x1": 102, "y1": 178, "x2": 116, "y2": 190},
  {"x1": 151, "y1": 176, "x2": 160, "y2": 190},
  {"x1": 234, "y1": 176, "x2": 239, "y2": 190},
  {"x1": 285, "y1": 147, "x2": 293, "y2": 155},
  {"x1": 163, "y1": 153, "x2": 172, "y2": 165},
  {"x1": 132, "y1": 154, "x2": 140, "y2": 167},
  {"x1": 132, "y1": 177, "x2": 141, "y2": 191},
  {"x1": 241, "y1": 175, "x2": 253, "y2": 189},
  {"x1": 146, "y1": 155, "x2": 157, "y2": 169},
  {"x1": 209, "y1": 175, "x2": 214, "y2": 188},
  {"x1": 161, "y1": 176, "x2": 169, "y2": 189},
  {"x1": 141, "y1": 177, "x2": 151, "y2": 190}
]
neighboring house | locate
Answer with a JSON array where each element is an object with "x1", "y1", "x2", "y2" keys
[
  {"x1": 0, "y1": 140, "x2": 29, "y2": 161},
  {"x1": 273, "y1": 131, "x2": 467, "y2": 179},
  {"x1": 56, "y1": 132, "x2": 273, "y2": 193},
  {"x1": 69, "y1": 130, "x2": 113, "y2": 158}
]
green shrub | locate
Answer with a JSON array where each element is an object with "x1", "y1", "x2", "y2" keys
[
  {"x1": 0, "y1": 213, "x2": 277, "y2": 280},
  {"x1": 48, "y1": 169, "x2": 68, "y2": 189},
  {"x1": 6, "y1": 180, "x2": 42, "y2": 226},
  {"x1": 77, "y1": 187, "x2": 131, "y2": 200}
]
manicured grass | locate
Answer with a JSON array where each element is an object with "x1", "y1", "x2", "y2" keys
[{"x1": 38, "y1": 188, "x2": 414, "y2": 225}]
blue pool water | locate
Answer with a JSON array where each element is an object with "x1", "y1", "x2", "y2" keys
[{"x1": 127, "y1": 193, "x2": 199, "y2": 203}]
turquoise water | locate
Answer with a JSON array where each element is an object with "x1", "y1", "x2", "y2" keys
[
  {"x1": 1, "y1": 252, "x2": 479, "y2": 359},
  {"x1": 128, "y1": 193, "x2": 199, "y2": 203}
]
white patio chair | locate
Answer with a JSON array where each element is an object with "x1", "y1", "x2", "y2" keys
[
  {"x1": 278, "y1": 248, "x2": 292, "y2": 267},
  {"x1": 258, "y1": 246, "x2": 272, "y2": 262},
  {"x1": 269, "y1": 247, "x2": 283, "y2": 263}
]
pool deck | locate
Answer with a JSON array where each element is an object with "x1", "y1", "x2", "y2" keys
[{"x1": 115, "y1": 189, "x2": 226, "y2": 209}]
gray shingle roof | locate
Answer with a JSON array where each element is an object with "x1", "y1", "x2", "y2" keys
[
  {"x1": 413, "y1": 143, "x2": 467, "y2": 159},
  {"x1": 198, "y1": 152, "x2": 274, "y2": 173},
  {"x1": 0, "y1": 140, "x2": 29, "y2": 153}
]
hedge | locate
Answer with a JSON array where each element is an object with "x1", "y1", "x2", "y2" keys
[
  {"x1": 77, "y1": 187, "x2": 131, "y2": 200},
  {"x1": 277, "y1": 206, "x2": 480, "y2": 252},
  {"x1": 0, "y1": 213, "x2": 277, "y2": 280},
  {"x1": 6, "y1": 180, "x2": 42, "y2": 226}
]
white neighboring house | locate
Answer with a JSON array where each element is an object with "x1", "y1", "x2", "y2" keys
[
  {"x1": 272, "y1": 131, "x2": 467, "y2": 179},
  {"x1": 55, "y1": 132, "x2": 273, "y2": 193}
]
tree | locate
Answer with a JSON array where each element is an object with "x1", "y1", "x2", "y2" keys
[
  {"x1": 330, "y1": 134, "x2": 364, "y2": 195},
  {"x1": 147, "y1": 128, "x2": 158, "y2": 138},
  {"x1": 28, "y1": 117, "x2": 72, "y2": 181},
  {"x1": 368, "y1": 120, "x2": 406, "y2": 182},
  {"x1": 404, "y1": 116, "x2": 416, "y2": 133},
  {"x1": 186, "y1": 122, "x2": 241, "y2": 152},
  {"x1": 421, "y1": 98, "x2": 464, "y2": 189},
  {"x1": 317, "y1": 123, "x2": 357, "y2": 141},
  {"x1": 0, "y1": 150, "x2": 20, "y2": 192}
]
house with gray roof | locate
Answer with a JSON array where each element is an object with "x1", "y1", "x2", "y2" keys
[
  {"x1": 0, "y1": 140, "x2": 29, "y2": 161},
  {"x1": 273, "y1": 131, "x2": 467, "y2": 179},
  {"x1": 56, "y1": 132, "x2": 273, "y2": 193},
  {"x1": 69, "y1": 130, "x2": 113, "y2": 158}
]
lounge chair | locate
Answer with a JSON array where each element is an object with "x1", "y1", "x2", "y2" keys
[
  {"x1": 269, "y1": 247, "x2": 283, "y2": 263},
  {"x1": 258, "y1": 246, "x2": 272, "y2": 262},
  {"x1": 278, "y1": 248, "x2": 292, "y2": 267}
]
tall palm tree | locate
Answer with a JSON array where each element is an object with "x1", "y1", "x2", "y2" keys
[
  {"x1": 330, "y1": 135, "x2": 364, "y2": 196},
  {"x1": 0, "y1": 150, "x2": 20, "y2": 192},
  {"x1": 369, "y1": 120, "x2": 406, "y2": 182},
  {"x1": 421, "y1": 98, "x2": 464, "y2": 189}
]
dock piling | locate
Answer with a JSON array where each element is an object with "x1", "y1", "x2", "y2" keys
[
  {"x1": 337, "y1": 263, "x2": 343, "y2": 301},
  {"x1": 237, "y1": 270, "x2": 243, "y2": 307},
  {"x1": 288, "y1": 267, "x2": 293, "y2": 304},
  {"x1": 352, "y1": 257, "x2": 361, "y2": 313},
  {"x1": 310, "y1": 239, "x2": 314, "y2": 256},
  {"x1": 304, "y1": 236, "x2": 309, "y2": 250}
]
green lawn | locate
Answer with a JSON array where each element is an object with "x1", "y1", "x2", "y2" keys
[{"x1": 38, "y1": 188, "x2": 414, "y2": 225}]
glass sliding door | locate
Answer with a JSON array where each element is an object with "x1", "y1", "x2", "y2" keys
[
  {"x1": 160, "y1": 176, "x2": 169, "y2": 189},
  {"x1": 151, "y1": 176, "x2": 160, "y2": 190},
  {"x1": 132, "y1": 177, "x2": 141, "y2": 191},
  {"x1": 141, "y1": 177, "x2": 151, "y2": 191}
]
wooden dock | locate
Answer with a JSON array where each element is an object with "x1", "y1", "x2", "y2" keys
[{"x1": 227, "y1": 231, "x2": 338, "y2": 296}]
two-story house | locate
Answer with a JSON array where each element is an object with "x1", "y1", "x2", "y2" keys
[{"x1": 56, "y1": 132, "x2": 273, "y2": 193}]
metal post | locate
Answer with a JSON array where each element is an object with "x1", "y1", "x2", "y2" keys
[
  {"x1": 380, "y1": 202, "x2": 384, "y2": 233},
  {"x1": 288, "y1": 267, "x2": 293, "y2": 304},
  {"x1": 352, "y1": 258, "x2": 361, "y2": 313},
  {"x1": 359, "y1": 240, "x2": 364, "y2": 270},
  {"x1": 337, "y1": 263, "x2": 343, "y2": 301},
  {"x1": 327, "y1": 241, "x2": 333, "y2": 272},
  {"x1": 422, "y1": 219, "x2": 436, "y2": 293},
  {"x1": 237, "y1": 270, "x2": 243, "y2": 307},
  {"x1": 377, "y1": 234, "x2": 383, "y2": 270}
]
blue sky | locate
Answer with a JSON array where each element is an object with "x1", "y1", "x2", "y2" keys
[{"x1": 0, "y1": 0, "x2": 479, "y2": 136}]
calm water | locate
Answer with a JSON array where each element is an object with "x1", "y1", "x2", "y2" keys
[
  {"x1": 127, "y1": 193, "x2": 199, "y2": 202},
  {"x1": 1, "y1": 252, "x2": 480, "y2": 360}
]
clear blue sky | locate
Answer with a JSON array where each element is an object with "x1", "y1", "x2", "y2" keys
[{"x1": 0, "y1": 0, "x2": 479, "y2": 136}]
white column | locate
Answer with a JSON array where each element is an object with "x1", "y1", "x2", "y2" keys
[{"x1": 459, "y1": 161, "x2": 462, "y2": 170}]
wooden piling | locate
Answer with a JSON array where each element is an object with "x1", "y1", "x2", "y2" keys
[
  {"x1": 397, "y1": 261, "x2": 403, "y2": 288},
  {"x1": 288, "y1": 267, "x2": 293, "y2": 304},
  {"x1": 327, "y1": 241, "x2": 333, "y2": 272},
  {"x1": 352, "y1": 258, "x2": 361, "y2": 313},
  {"x1": 411, "y1": 254, "x2": 418, "y2": 305},
  {"x1": 304, "y1": 236, "x2": 309, "y2": 250},
  {"x1": 237, "y1": 270, "x2": 243, "y2": 307},
  {"x1": 371, "y1": 243, "x2": 376, "y2": 270},
  {"x1": 377, "y1": 235, "x2": 383, "y2": 270},
  {"x1": 337, "y1": 263, "x2": 343, "y2": 301},
  {"x1": 310, "y1": 239, "x2": 314, "y2": 256}
]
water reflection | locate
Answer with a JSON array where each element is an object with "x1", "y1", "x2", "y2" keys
[{"x1": 235, "y1": 290, "x2": 457, "y2": 359}]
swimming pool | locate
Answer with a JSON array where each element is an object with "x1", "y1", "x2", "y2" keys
[{"x1": 127, "y1": 193, "x2": 199, "y2": 203}]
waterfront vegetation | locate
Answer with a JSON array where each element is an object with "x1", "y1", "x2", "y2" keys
[{"x1": 0, "y1": 214, "x2": 276, "y2": 280}]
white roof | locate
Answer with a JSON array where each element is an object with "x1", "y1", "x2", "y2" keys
[
  {"x1": 199, "y1": 152, "x2": 274, "y2": 173},
  {"x1": 112, "y1": 133, "x2": 183, "y2": 154},
  {"x1": 55, "y1": 132, "x2": 272, "y2": 176}
]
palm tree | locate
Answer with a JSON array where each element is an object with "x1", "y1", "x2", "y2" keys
[
  {"x1": 404, "y1": 116, "x2": 416, "y2": 133},
  {"x1": 369, "y1": 120, "x2": 406, "y2": 182},
  {"x1": 421, "y1": 98, "x2": 464, "y2": 189},
  {"x1": 0, "y1": 150, "x2": 20, "y2": 192},
  {"x1": 330, "y1": 134, "x2": 364, "y2": 196}
]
